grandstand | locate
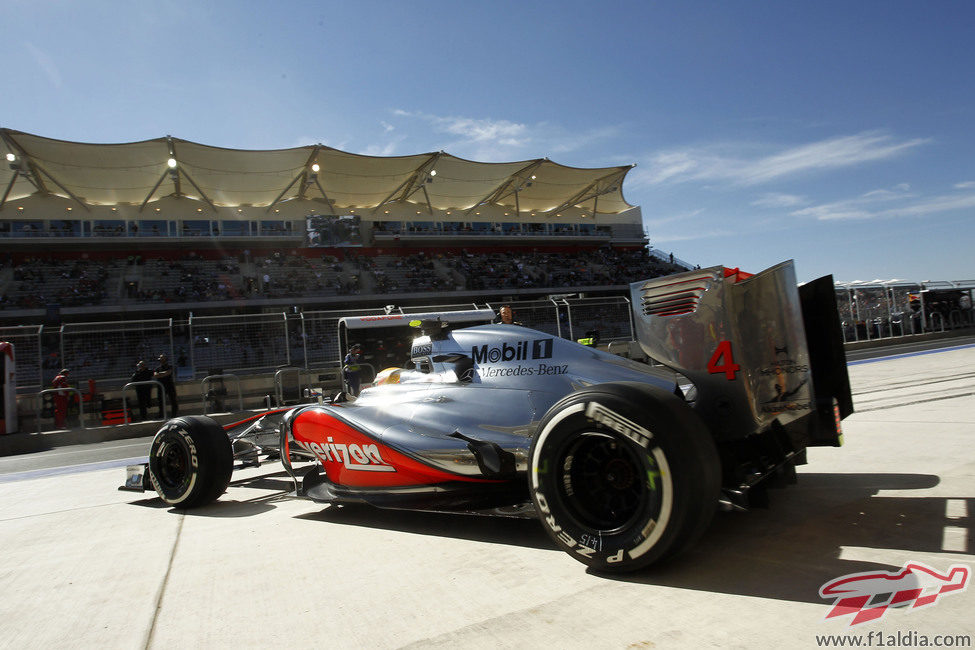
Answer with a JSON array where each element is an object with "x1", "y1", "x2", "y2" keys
[{"x1": 0, "y1": 129, "x2": 666, "y2": 318}]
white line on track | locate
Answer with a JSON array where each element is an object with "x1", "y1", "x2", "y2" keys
[
  {"x1": 849, "y1": 342, "x2": 975, "y2": 365},
  {"x1": 23, "y1": 440, "x2": 151, "y2": 458},
  {"x1": 0, "y1": 456, "x2": 149, "y2": 483}
]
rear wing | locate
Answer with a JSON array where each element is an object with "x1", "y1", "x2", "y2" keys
[{"x1": 630, "y1": 260, "x2": 852, "y2": 445}]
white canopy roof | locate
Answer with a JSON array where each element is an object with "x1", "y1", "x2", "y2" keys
[{"x1": 1, "y1": 129, "x2": 634, "y2": 217}]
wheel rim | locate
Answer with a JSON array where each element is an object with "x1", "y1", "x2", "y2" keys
[
  {"x1": 156, "y1": 436, "x2": 190, "y2": 490},
  {"x1": 558, "y1": 432, "x2": 656, "y2": 532}
]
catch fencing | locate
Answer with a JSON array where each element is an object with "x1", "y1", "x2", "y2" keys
[
  {"x1": 488, "y1": 299, "x2": 563, "y2": 337},
  {"x1": 7, "y1": 288, "x2": 974, "y2": 390},
  {"x1": 299, "y1": 306, "x2": 387, "y2": 369},
  {"x1": 299, "y1": 302, "x2": 486, "y2": 369},
  {"x1": 558, "y1": 296, "x2": 633, "y2": 342},
  {"x1": 0, "y1": 325, "x2": 43, "y2": 388},
  {"x1": 188, "y1": 313, "x2": 290, "y2": 379},
  {"x1": 59, "y1": 319, "x2": 174, "y2": 384},
  {"x1": 834, "y1": 282, "x2": 974, "y2": 342}
]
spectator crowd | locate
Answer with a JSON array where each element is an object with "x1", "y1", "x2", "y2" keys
[{"x1": 0, "y1": 246, "x2": 684, "y2": 311}]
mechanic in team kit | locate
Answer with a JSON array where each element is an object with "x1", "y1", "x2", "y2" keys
[
  {"x1": 51, "y1": 368, "x2": 70, "y2": 429},
  {"x1": 343, "y1": 343, "x2": 363, "y2": 395},
  {"x1": 153, "y1": 354, "x2": 178, "y2": 417}
]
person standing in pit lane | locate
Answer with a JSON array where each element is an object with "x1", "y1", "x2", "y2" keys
[
  {"x1": 154, "y1": 354, "x2": 178, "y2": 417},
  {"x1": 130, "y1": 360, "x2": 154, "y2": 421},
  {"x1": 496, "y1": 305, "x2": 523, "y2": 326},
  {"x1": 51, "y1": 368, "x2": 70, "y2": 429},
  {"x1": 343, "y1": 343, "x2": 363, "y2": 396}
]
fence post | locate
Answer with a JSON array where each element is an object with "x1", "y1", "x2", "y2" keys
[
  {"x1": 200, "y1": 374, "x2": 242, "y2": 414},
  {"x1": 121, "y1": 380, "x2": 167, "y2": 424},
  {"x1": 919, "y1": 291, "x2": 928, "y2": 334},
  {"x1": 949, "y1": 310, "x2": 963, "y2": 329},
  {"x1": 846, "y1": 288, "x2": 858, "y2": 342},
  {"x1": 299, "y1": 312, "x2": 309, "y2": 369},
  {"x1": 563, "y1": 299, "x2": 574, "y2": 341},
  {"x1": 884, "y1": 285, "x2": 894, "y2": 338},
  {"x1": 282, "y1": 312, "x2": 291, "y2": 367},
  {"x1": 189, "y1": 312, "x2": 197, "y2": 379}
]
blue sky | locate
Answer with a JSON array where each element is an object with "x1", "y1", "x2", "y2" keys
[{"x1": 4, "y1": 1, "x2": 974, "y2": 283}]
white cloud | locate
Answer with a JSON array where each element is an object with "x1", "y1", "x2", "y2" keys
[
  {"x1": 25, "y1": 42, "x2": 62, "y2": 88},
  {"x1": 291, "y1": 135, "x2": 350, "y2": 150},
  {"x1": 387, "y1": 109, "x2": 529, "y2": 159},
  {"x1": 751, "y1": 192, "x2": 806, "y2": 208},
  {"x1": 884, "y1": 193, "x2": 975, "y2": 218},
  {"x1": 792, "y1": 186, "x2": 975, "y2": 221},
  {"x1": 436, "y1": 116, "x2": 527, "y2": 145},
  {"x1": 391, "y1": 111, "x2": 525, "y2": 141},
  {"x1": 635, "y1": 152, "x2": 700, "y2": 186},
  {"x1": 386, "y1": 109, "x2": 620, "y2": 162},
  {"x1": 651, "y1": 228, "x2": 737, "y2": 244},
  {"x1": 361, "y1": 138, "x2": 402, "y2": 157},
  {"x1": 954, "y1": 181, "x2": 975, "y2": 189},
  {"x1": 358, "y1": 121, "x2": 401, "y2": 156},
  {"x1": 790, "y1": 203, "x2": 873, "y2": 221},
  {"x1": 740, "y1": 133, "x2": 926, "y2": 185},
  {"x1": 643, "y1": 209, "x2": 704, "y2": 227},
  {"x1": 549, "y1": 125, "x2": 622, "y2": 155},
  {"x1": 632, "y1": 132, "x2": 928, "y2": 188}
]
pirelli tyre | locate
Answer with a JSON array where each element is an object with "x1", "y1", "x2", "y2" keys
[
  {"x1": 529, "y1": 382, "x2": 721, "y2": 572},
  {"x1": 148, "y1": 416, "x2": 234, "y2": 508}
]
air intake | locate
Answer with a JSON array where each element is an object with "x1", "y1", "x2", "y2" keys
[{"x1": 638, "y1": 272, "x2": 715, "y2": 317}]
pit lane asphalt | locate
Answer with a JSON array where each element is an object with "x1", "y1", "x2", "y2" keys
[{"x1": 1, "y1": 342, "x2": 973, "y2": 649}]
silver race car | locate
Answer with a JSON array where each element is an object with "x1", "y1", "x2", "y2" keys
[{"x1": 131, "y1": 260, "x2": 853, "y2": 572}]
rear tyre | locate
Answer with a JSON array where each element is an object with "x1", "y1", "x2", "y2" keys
[
  {"x1": 148, "y1": 415, "x2": 233, "y2": 508},
  {"x1": 529, "y1": 382, "x2": 720, "y2": 572}
]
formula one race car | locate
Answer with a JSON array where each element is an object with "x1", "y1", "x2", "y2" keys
[{"x1": 130, "y1": 260, "x2": 853, "y2": 572}]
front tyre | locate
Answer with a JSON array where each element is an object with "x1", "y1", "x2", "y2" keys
[
  {"x1": 529, "y1": 382, "x2": 720, "y2": 572},
  {"x1": 148, "y1": 415, "x2": 233, "y2": 508}
]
